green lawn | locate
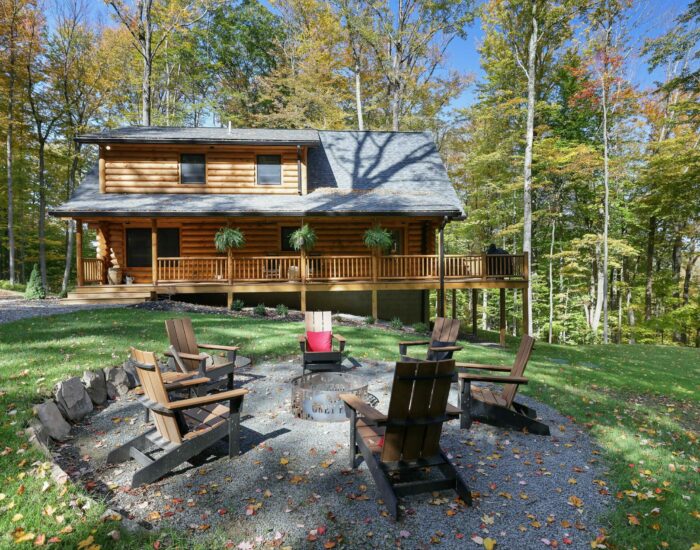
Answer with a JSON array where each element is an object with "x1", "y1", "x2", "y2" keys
[{"x1": 0, "y1": 308, "x2": 698, "y2": 548}]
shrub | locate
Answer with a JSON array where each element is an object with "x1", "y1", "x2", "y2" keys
[
  {"x1": 254, "y1": 303, "x2": 267, "y2": 316},
  {"x1": 0, "y1": 280, "x2": 26, "y2": 292},
  {"x1": 390, "y1": 317, "x2": 404, "y2": 330},
  {"x1": 364, "y1": 315, "x2": 375, "y2": 325},
  {"x1": 275, "y1": 303, "x2": 289, "y2": 317},
  {"x1": 230, "y1": 298, "x2": 245, "y2": 311},
  {"x1": 24, "y1": 265, "x2": 46, "y2": 300},
  {"x1": 412, "y1": 322, "x2": 429, "y2": 334}
]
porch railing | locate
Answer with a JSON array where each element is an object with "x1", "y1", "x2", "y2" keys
[
  {"x1": 82, "y1": 258, "x2": 104, "y2": 283},
  {"x1": 150, "y1": 253, "x2": 527, "y2": 284}
]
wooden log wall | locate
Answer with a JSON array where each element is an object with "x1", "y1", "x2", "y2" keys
[
  {"x1": 102, "y1": 145, "x2": 303, "y2": 194},
  {"x1": 98, "y1": 217, "x2": 437, "y2": 284}
]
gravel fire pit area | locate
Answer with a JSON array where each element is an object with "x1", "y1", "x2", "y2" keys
[{"x1": 54, "y1": 358, "x2": 611, "y2": 549}]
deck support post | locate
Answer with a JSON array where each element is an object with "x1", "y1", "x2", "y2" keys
[
  {"x1": 451, "y1": 289, "x2": 457, "y2": 320},
  {"x1": 438, "y1": 227, "x2": 445, "y2": 317},
  {"x1": 499, "y1": 288, "x2": 506, "y2": 347},
  {"x1": 75, "y1": 219, "x2": 84, "y2": 287},
  {"x1": 471, "y1": 289, "x2": 478, "y2": 336},
  {"x1": 300, "y1": 288, "x2": 307, "y2": 312},
  {"x1": 151, "y1": 219, "x2": 158, "y2": 285},
  {"x1": 371, "y1": 289, "x2": 378, "y2": 320},
  {"x1": 227, "y1": 291, "x2": 233, "y2": 310},
  {"x1": 522, "y1": 287, "x2": 529, "y2": 337}
]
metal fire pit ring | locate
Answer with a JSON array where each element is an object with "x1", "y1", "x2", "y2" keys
[{"x1": 291, "y1": 372, "x2": 368, "y2": 422}]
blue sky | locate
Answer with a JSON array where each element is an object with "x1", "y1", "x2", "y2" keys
[
  {"x1": 87, "y1": 0, "x2": 692, "y2": 112},
  {"x1": 446, "y1": 0, "x2": 693, "y2": 109}
]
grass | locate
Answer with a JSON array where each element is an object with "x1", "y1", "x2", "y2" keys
[{"x1": 0, "y1": 308, "x2": 697, "y2": 548}]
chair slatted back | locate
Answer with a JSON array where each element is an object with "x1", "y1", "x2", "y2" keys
[
  {"x1": 305, "y1": 311, "x2": 333, "y2": 333},
  {"x1": 130, "y1": 347, "x2": 182, "y2": 444},
  {"x1": 501, "y1": 336, "x2": 535, "y2": 407},
  {"x1": 427, "y1": 317, "x2": 461, "y2": 361},
  {"x1": 381, "y1": 360, "x2": 455, "y2": 463},
  {"x1": 165, "y1": 318, "x2": 200, "y2": 372}
]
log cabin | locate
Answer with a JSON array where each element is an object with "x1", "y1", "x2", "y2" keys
[{"x1": 50, "y1": 127, "x2": 528, "y2": 337}]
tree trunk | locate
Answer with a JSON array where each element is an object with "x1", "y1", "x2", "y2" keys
[
  {"x1": 681, "y1": 254, "x2": 699, "y2": 345},
  {"x1": 591, "y1": 243, "x2": 604, "y2": 332},
  {"x1": 522, "y1": 0, "x2": 537, "y2": 336},
  {"x1": 644, "y1": 215, "x2": 656, "y2": 321},
  {"x1": 355, "y1": 62, "x2": 364, "y2": 131},
  {"x1": 601, "y1": 62, "x2": 610, "y2": 344},
  {"x1": 6, "y1": 10, "x2": 17, "y2": 284},
  {"x1": 61, "y1": 146, "x2": 81, "y2": 295},
  {"x1": 141, "y1": 0, "x2": 153, "y2": 126},
  {"x1": 38, "y1": 138, "x2": 48, "y2": 290},
  {"x1": 671, "y1": 232, "x2": 683, "y2": 342},
  {"x1": 548, "y1": 218, "x2": 555, "y2": 343}
]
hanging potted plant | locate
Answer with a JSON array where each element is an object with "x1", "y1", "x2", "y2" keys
[
  {"x1": 289, "y1": 224, "x2": 317, "y2": 281},
  {"x1": 288, "y1": 224, "x2": 317, "y2": 252},
  {"x1": 214, "y1": 227, "x2": 246, "y2": 282},
  {"x1": 363, "y1": 225, "x2": 394, "y2": 281},
  {"x1": 363, "y1": 225, "x2": 394, "y2": 253}
]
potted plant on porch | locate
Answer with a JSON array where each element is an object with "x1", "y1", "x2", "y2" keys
[
  {"x1": 288, "y1": 224, "x2": 317, "y2": 280},
  {"x1": 215, "y1": 227, "x2": 246, "y2": 282},
  {"x1": 363, "y1": 225, "x2": 394, "y2": 280}
]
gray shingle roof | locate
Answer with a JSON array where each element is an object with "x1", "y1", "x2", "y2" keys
[
  {"x1": 76, "y1": 126, "x2": 320, "y2": 145},
  {"x1": 51, "y1": 129, "x2": 464, "y2": 219}
]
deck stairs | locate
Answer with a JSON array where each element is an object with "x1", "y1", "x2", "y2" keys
[{"x1": 63, "y1": 285, "x2": 153, "y2": 305}]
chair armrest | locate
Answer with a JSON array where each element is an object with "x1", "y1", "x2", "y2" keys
[
  {"x1": 333, "y1": 333, "x2": 346, "y2": 352},
  {"x1": 165, "y1": 350, "x2": 208, "y2": 362},
  {"x1": 339, "y1": 393, "x2": 387, "y2": 423},
  {"x1": 198, "y1": 343, "x2": 240, "y2": 352},
  {"x1": 398, "y1": 340, "x2": 431, "y2": 347},
  {"x1": 166, "y1": 388, "x2": 249, "y2": 411},
  {"x1": 429, "y1": 345, "x2": 462, "y2": 353},
  {"x1": 456, "y1": 362, "x2": 512, "y2": 372},
  {"x1": 164, "y1": 377, "x2": 212, "y2": 390},
  {"x1": 458, "y1": 373, "x2": 528, "y2": 384},
  {"x1": 446, "y1": 403, "x2": 461, "y2": 418}
]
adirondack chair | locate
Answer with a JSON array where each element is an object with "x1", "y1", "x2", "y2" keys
[
  {"x1": 340, "y1": 359, "x2": 470, "y2": 519},
  {"x1": 165, "y1": 318, "x2": 238, "y2": 390},
  {"x1": 456, "y1": 335, "x2": 550, "y2": 435},
  {"x1": 398, "y1": 317, "x2": 463, "y2": 362},
  {"x1": 107, "y1": 348, "x2": 248, "y2": 487},
  {"x1": 298, "y1": 311, "x2": 346, "y2": 373}
]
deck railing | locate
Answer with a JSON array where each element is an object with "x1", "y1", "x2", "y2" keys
[
  {"x1": 150, "y1": 253, "x2": 527, "y2": 285},
  {"x1": 157, "y1": 257, "x2": 228, "y2": 282},
  {"x1": 82, "y1": 258, "x2": 104, "y2": 283}
]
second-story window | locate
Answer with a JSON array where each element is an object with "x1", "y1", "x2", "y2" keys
[
  {"x1": 257, "y1": 154, "x2": 282, "y2": 185},
  {"x1": 180, "y1": 153, "x2": 206, "y2": 184}
]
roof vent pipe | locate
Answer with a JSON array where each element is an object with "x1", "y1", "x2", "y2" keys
[{"x1": 228, "y1": 121, "x2": 232, "y2": 134}]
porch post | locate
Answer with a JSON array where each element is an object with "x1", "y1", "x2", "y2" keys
[
  {"x1": 75, "y1": 219, "x2": 84, "y2": 286},
  {"x1": 499, "y1": 288, "x2": 506, "y2": 347},
  {"x1": 451, "y1": 289, "x2": 457, "y2": 320},
  {"x1": 151, "y1": 219, "x2": 158, "y2": 285},
  {"x1": 300, "y1": 288, "x2": 307, "y2": 312},
  {"x1": 438, "y1": 222, "x2": 445, "y2": 317},
  {"x1": 471, "y1": 289, "x2": 478, "y2": 336},
  {"x1": 371, "y1": 290, "x2": 378, "y2": 320}
]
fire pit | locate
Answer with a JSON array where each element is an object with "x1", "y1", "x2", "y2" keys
[{"x1": 291, "y1": 372, "x2": 368, "y2": 422}]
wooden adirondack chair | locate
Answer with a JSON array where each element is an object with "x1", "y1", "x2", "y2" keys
[
  {"x1": 456, "y1": 335, "x2": 550, "y2": 435},
  {"x1": 165, "y1": 318, "x2": 238, "y2": 390},
  {"x1": 298, "y1": 311, "x2": 346, "y2": 373},
  {"x1": 107, "y1": 348, "x2": 248, "y2": 487},
  {"x1": 340, "y1": 359, "x2": 470, "y2": 519},
  {"x1": 398, "y1": 317, "x2": 463, "y2": 362}
]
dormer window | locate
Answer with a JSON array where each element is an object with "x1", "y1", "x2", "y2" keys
[
  {"x1": 180, "y1": 153, "x2": 206, "y2": 184},
  {"x1": 257, "y1": 154, "x2": 281, "y2": 185}
]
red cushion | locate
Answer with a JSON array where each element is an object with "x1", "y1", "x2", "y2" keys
[{"x1": 306, "y1": 331, "x2": 332, "y2": 352}]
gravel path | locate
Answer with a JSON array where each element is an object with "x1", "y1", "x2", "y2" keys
[
  {"x1": 0, "y1": 291, "x2": 119, "y2": 324},
  {"x1": 55, "y1": 359, "x2": 611, "y2": 549}
]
